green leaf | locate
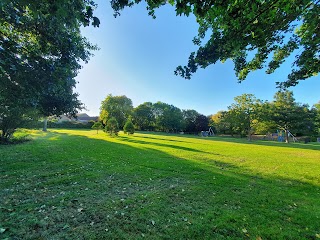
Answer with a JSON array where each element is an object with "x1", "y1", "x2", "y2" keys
[{"x1": 168, "y1": 0, "x2": 175, "y2": 6}]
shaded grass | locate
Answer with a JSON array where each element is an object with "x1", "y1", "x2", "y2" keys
[{"x1": 0, "y1": 129, "x2": 320, "y2": 239}]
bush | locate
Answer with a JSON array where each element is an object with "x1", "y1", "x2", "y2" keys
[
  {"x1": 310, "y1": 135, "x2": 319, "y2": 142},
  {"x1": 92, "y1": 121, "x2": 103, "y2": 133},
  {"x1": 0, "y1": 129, "x2": 31, "y2": 144},
  {"x1": 123, "y1": 119, "x2": 135, "y2": 135},
  {"x1": 105, "y1": 117, "x2": 119, "y2": 136}
]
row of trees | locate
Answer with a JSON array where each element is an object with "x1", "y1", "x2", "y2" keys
[
  {"x1": 92, "y1": 117, "x2": 135, "y2": 136},
  {"x1": 99, "y1": 94, "x2": 210, "y2": 134},
  {"x1": 99, "y1": 92, "x2": 320, "y2": 142},
  {"x1": 211, "y1": 91, "x2": 320, "y2": 143}
]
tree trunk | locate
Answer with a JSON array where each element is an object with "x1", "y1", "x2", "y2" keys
[
  {"x1": 248, "y1": 128, "x2": 252, "y2": 141},
  {"x1": 43, "y1": 117, "x2": 48, "y2": 132},
  {"x1": 1, "y1": 129, "x2": 11, "y2": 143},
  {"x1": 247, "y1": 118, "x2": 252, "y2": 141},
  {"x1": 285, "y1": 129, "x2": 289, "y2": 143},
  {"x1": 0, "y1": 130, "x2": 6, "y2": 143}
]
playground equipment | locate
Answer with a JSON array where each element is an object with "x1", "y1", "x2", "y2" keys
[
  {"x1": 288, "y1": 131, "x2": 298, "y2": 142},
  {"x1": 208, "y1": 127, "x2": 214, "y2": 136},
  {"x1": 275, "y1": 130, "x2": 298, "y2": 142},
  {"x1": 277, "y1": 130, "x2": 284, "y2": 142},
  {"x1": 201, "y1": 127, "x2": 215, "y2": 137}
]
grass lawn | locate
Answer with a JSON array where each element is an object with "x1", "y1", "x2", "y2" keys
[{"x1": 1, "y1": 129, "x2": 320, "y2": 239}]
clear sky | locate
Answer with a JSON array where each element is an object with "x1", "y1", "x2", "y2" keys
[{"x1": 75, "y1": 0, "x2": 320, "y2": 117}]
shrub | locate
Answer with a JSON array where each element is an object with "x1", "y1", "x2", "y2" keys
[
  {"x1": 105, "y1": 117, "x2": 119, "y2": 136},
  {"x1": 0, "y1": 129, "x2": 31, "y2": 144},
  {"x1": 124, "y1": 119, "x2": 135, "y2": 135},
  {"x1": 91, "y1": 121, "x2": 103, "y2": 134}
]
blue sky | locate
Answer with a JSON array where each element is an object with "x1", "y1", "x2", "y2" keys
[{"x1": 75, "y1": 0, "x2": 320, "y2": 117}]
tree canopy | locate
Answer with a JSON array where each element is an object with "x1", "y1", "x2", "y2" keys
[
  {"x1": 133, "y1": 102, "x2": 155, "y2": 130},
  {"x1": 105, "y1": 117, "x2": 119, "y2": 136},
  {"x1": 182, "y1": 109, "x2": 200, "y2": 133},
  {"x1": 100, "y1": 95, "x2": 133, "y2": 128},
  {"x1": 153, "y1": 102, "x2": 184, "y2": 132},
  {"x1": 111, "y1": 0, "x2": 319, "y2": 88},
  {"x1": 227, "y1": 94, "x2": 263, "y2": 140},
  {"x1": 123, "y1": 119, "x2": 135, "y2": 134},
  {"x1": 210, "y1": 91, "x2": 318, "y2": 141},
  {"x1": 0, "y1": 0, "x2": 99, "y2": 140},
  {"x1": 271, "y1": 90, "x2": 315, "y2": 142}
]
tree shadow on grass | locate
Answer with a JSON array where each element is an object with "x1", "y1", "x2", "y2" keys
[
  {"x1": 140, "y1": 131, "x2": 320, "y2": 151},
  {"x1": 137, "y1": 131, "x2": 320, "y2": 151},
  {"x1": 118, "y1": 135, "x2": 206, "y2": 153},
  {"x1": 207, "y1": 136, "x2": 320, "y2": 151},
  {"x1": 1, "y1": 131, "x2": 319, "y2": 240},
  {"x1": 137, "y1": 132, "x2": 190, "y2": 143}
]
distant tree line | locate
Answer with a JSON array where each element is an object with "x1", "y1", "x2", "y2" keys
[
  {"x1": 210, "y1": 91, "x2": 320, "y2": 143},
  {"x1": 99, "y1": 94, "x2": 210, "y2": 135},
  {"x1": 98, "y1": 92, "x2": 320, "y2": 142}
]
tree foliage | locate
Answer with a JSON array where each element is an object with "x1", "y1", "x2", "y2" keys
[
  {"x1": 0, "y1": 0, "x2": 99, "y2": 141},
  {"x1": 92, "y1": 121, "x2": 103, "y2": 134},
  {"x1": 111, "y1": 0, "x2": 319, "y2": 88},
  {"x1": 100, "y1": 95, "x2": 133, "y2": 129},
  {"x1": 182, "y1": 109, "x2": 200, "y2": 133},
  {"x1": 133, "y1": 102, "x2": 155, "y2": 130},
  {"x1": 314, "y1": 101, "x2": 320, "y2": 132},
  {"x1": 153, "y1": 102, "x2": 184, "y2": 132},
  {"x1": 271, "y1": 90, "x2": 315, "y2": 142},
  {"x1": 210, "y1": 111, "x2": 231, "y2": 135},
  {"x1": 105, "y1": 117, "x2": 119, "y2": 136},
  {"x1": 227, "y1": 94, "x2": 263, "y2": 140},
  {"x1": 195, "y1": 114, "x2": 209, "y2": 132},
  {"x1": 0, "y1": 106, "x2": 37, "y2": 143},
  {"x1": 212, "y1": 91, "x2": 318, "y2": 142},
  {"x1": 133, "y1": 102, "x2": 209, "y2": 133},
  {"x1": 124, "y1": 119, "x2": 135, "y2": 135},
  {"x1": 101, "y1": 93, "x2": 319, "y2": 140}
]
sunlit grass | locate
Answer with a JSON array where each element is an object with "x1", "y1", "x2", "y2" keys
[
  {"x1": 1, "y1": 129, "x2": 319, "y2": 239},
  {"x1": 56, "y1": 129, "x2": 320, "y2": 186}
]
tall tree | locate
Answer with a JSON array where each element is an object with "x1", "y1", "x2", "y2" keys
[
  {"x1": 37, "y1": 78, "x2": 84, "y2": 131},
  {"x1": 182, "y1": 109, "x2": 200, "y2": 133},
  {"x1": 252, "y1": 101, "x2": 278, "y2": 135},
  {"x1": 313, "y1": 101, "x2": 320, "y2": 134},
  {"x1": 195, "y1": 114, "x2": 209, "y2": 132},
  {"x1": 111, "y1": 0, "x2": 319, "y2": 87},
  {"x1": 105, "y1": 117, "x2": 119, "y2": 136},
  {"x1": 123, "y1": 118, "x2": 135, "y2": 135},
  {"x1": 210, "y1": 111, "x2": 233, "y2": 135},
  {"x1": 271, "y1": 90, "x2": 315, "y2": 143},
  {"x1": 92, "y1": 121, "x2": 103, "y2": 134},
  {"x1": 153, "y1": 102, "x2": 184, "y2": 132},
  {"x1": 228, "y1": 94, "x2": 262, "y2": 140},
  {"x1": 133, "y1": 102, "x2": 155, "y2": 130},
  {"x1": 0, "y1": 0, "x2": 98, "y2": 140},
  {"x1": 100, "y1": 95, "x2": 133, "y2": 129}
]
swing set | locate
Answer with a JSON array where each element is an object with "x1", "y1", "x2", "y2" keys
[
  {"x1": 275, "y1": 130, "x2": 298, "y2": 142},
  {"x1": 201, "y1": 127, "x2": 215, "y2": 137}
]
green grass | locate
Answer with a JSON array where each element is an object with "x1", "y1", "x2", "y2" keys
[{"x1": 1, "y1": 129, "x2": 320, "y2": 239}]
